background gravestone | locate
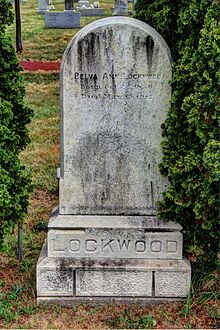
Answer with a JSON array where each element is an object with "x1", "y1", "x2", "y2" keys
[
  {"x1": 37, "y1": 16, "x2": 191, "y2": 305},
  {"x1": 113, "y1": 0, "x2": 128, "y2": 15},
  {"x1": 36, "y1": 0, "x2": 49, "y2": 14},
  {"x1": 76, "y1": 0, "x2": 104, "y2": 16},
  {"x1": 45, "y1": 11, "x2": 80, "y2": 28}
]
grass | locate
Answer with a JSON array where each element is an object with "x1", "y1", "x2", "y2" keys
[
  {"x1": 21, "y1": 73, "x2": 60, "y2": 192},
  {"x1": 0, "y1": 0, "x2": 219, "y2": 328},
  {"x1": 7, "y1": 0, "x2": 132, "y2": 60}
]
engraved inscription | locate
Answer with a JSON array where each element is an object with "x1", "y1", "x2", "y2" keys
[
  {"x1": 69, "y1": 239, "x2": 81, "y2": 251},
  {"x1": 60, "y1": 18, "x2": 172, "y2": 214},
  {"x1": 53, "y1": 237, "x2": 179, "y2": 256},
  {"x1": 135, "y1": 240, "x2": 146, "y2": 253},
  {"x1": 85, "y1": 239, "x2": 97, "y2": 252},
  {"x1": 151, "y1": 240, "x2": 162, "y2": 252},
  {"x1": 72, "y1": 70, "x2": 164, "y2": 100},
  {"x1": 167, "y1": 241, "x2": 177, "y2": 253},
  {"x1": 49, "y1": 230, "x2": 182, "y2": 259}
]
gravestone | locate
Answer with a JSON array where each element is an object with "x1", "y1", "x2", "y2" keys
[
  {"x1": 37, "y1": 16, "x2": 191, "y2": 305},
  {"x1": 45, "y1": 11, "x2": 80, "y2": 28},
  {"x1": 36, "y1": 0, "x2": 49, "y2": 14},
  {"x1": 77, "y1": 0, "x2": 104, "y2": 16},
  {"x1": 113, "y1": 0, "x2": 128, "y2": 16}
]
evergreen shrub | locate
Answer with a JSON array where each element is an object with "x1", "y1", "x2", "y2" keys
[
  {"x1": 135, "y1": 0, "x2": 219, "y2": 269},
  {"x1": 0, "y1": 0, "x2": 33, "y2": 246}
]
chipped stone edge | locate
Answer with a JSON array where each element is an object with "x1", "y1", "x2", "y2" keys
[{"x1": 48, "y1": 207, "x2": 182, "y2": 231}]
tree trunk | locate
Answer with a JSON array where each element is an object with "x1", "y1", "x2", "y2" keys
[{"x1": 15, "y1": 0, "x2": 23, "y2": 53}]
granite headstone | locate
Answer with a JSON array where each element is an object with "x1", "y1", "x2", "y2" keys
[{"x1": 37, "y1": 17, "x2": 191, "y2": 305}]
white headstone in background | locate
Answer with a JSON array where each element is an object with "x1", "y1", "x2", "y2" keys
[{"x1": 77, "y1": 0, "x2": 104, "y2": 16}]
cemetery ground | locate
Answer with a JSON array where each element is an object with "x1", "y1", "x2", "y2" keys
[{"x1": 0, "y1": 0, "x2": 219, "y2": 328}]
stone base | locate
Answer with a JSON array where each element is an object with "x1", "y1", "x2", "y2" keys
[
  {"x1": 77, "y1": 8, "x2": 104, "y2": 16},
  {"x1": 37, "y1": 241, "x2": 191, "y2": 303},
  {"x1": 47, "y1": 207, "x2": 183, "y2": 260},
  {"x1": 45, "y1": 12, "x2": 81, "y2": 28},
  {"x1": 37, "y1": 296, "x2": 183, "y2": 306}
]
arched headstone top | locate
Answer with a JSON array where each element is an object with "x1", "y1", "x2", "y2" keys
[
  {"x1": 61, "y1": 17, "x2": 171, "y2": 70},
  {"x1": 59, "y1": 17, "x2": 172, "y2": 215}
]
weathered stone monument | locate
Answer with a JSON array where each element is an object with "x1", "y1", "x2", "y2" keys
[
  {"x1": 37, "y1": 16, "x2": 191, "y2": 305},
  {"x1": 113, "y1": 0, "x2": 128, "y2": 16}
]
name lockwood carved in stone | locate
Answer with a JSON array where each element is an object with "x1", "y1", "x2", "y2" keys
[
  {"x1": 48, "y1": 229, "x2": 182, "y2": 259},
  {"x1": 37, "y1": 17, "x2": 191, "y2": 305}
]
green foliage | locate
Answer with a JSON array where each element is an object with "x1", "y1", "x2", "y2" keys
[
  {"x1": 34, "y1": 220, "x2": 48, "y2": 232},
  {"x1": 0, "y1": 0, "x2": 33, "y2": 246},
  {"x1": 0, "y1": 284, "x2": 37, "y2": 325},
  {"x1": 135, "y1": 0, "x2": 219, "y2": 269},
  {"x1": 106, "y1": 309, "x2": 156, "y2": 329}
]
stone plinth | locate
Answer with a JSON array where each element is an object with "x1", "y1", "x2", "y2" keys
[
  {"x1": 37, "y1": 241, "x2": 191, "y2": 302},
  {"x1": 47, "y1": 208, "x2": 183, "y2": 260}
]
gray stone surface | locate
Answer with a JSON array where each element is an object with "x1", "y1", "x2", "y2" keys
[
  {"x1": 48, "y1": 228, "x2": 182, "y2": 259},
  {"x1": 45, "y1": 11, "x2": 81, "y2": 28},
  {"x1": 37, "y1": 241, "x2": 191, "y2": 299},
  {"x1": 78, "y1": 8, "x2": 104, "y2": 16},
  {"x1": 76, "y1": 270, "x2": 152, "y2": 296},
  {"x1": 60, "y1": 16, "x2": 171, "y2": 215},
  {"x1": 37, "y1": 242, "x2": 74, "y2": 296},
  {"x1": 155, "y1": 271, "x2": 191, "y2": 297},
  {"x1": 37, "y1": 269, "x2": 73, "y2": 296},
  {"x1": 49, "y1": 207, "x2": 182, "y2": 231},
  {"x1": 37, "y1": 296, "x2": 183, "y2": 306},
  {"x1": 113, "y1": 0, "x2": 128, "y2": 16}
]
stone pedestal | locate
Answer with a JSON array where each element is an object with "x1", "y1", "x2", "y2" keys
[
  {"x1": 37, "y1": 17, "x2": 191, "y2": 305},
  {"x1": 37, "y1": 208, "x2": 191, "y2": 303},
  {"x1": 38, "y1": 240, "x2": 190, "y2": 304}
]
